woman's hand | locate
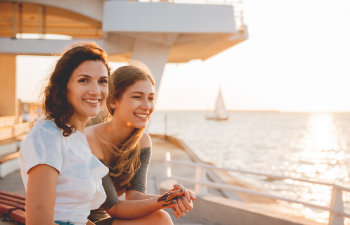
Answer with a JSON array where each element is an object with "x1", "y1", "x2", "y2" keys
[
  {"x1": 171, "y1": 184, "x2": 196, "y2": 218},
  {"x1": 157, "y1": 184, "x2": 196, "y2": 217},
  {"x1": 173, "y1": 184, "x2": 196, "y2": 201},
  {"x1": 157, "y1": 187, "x2": 185, "y2": 207}
]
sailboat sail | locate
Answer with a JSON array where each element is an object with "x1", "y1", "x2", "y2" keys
[
  {"x1": 206, "y1": 88, "x2": 229, "y2": 120},
  {"x1": 215, "y1": 88, "x2": 228, "y2": 119}
]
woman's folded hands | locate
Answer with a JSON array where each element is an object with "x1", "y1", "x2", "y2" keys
[{"x1": 158, "y1": 184, "x2": 196, "y2": 218}]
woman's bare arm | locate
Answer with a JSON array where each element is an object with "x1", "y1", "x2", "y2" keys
[
  {"x1": 26, "y1": 164, "x2": 59, "y2": 225},
  {"x1": 106, "y1": 188, "x2": 187, "y2": 219}
]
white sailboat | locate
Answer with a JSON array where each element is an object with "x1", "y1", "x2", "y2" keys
[{"x1": 206, "y1": 87, "x2": 229, "y2": 120}]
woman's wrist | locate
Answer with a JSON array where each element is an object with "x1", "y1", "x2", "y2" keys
[
  {"x1": 156, "y1": 189, "x2": 180, "y2": 209},
  {"x1": 152, "y1": 197, "x2": 167, "y2": 211}
]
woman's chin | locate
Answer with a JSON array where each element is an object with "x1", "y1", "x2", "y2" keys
[
  {"x1": 86, "y1": 111, "x2": 100, "y2": 119},
  {"x1": 128, "y1": 121, "x2": 148, "y2": 129}
]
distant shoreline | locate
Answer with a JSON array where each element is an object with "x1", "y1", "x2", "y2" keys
[
  {"x1": 154, "y1": 109, "x2": 350, "y2": 113},
  {"x1": 15, "y1": 102, "x2": 350, "y2": 113}
]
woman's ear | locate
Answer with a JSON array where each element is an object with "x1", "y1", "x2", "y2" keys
[{"x1": 109, "y1": 100, "x2": 118, "y2": 110}]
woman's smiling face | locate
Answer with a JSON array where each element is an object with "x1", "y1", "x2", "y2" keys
[
  {"x1": 112, "y1": 79, "x2": 155, "y2": 129},
  {"x1": 66, "y1": 60, "x2": 108, "y2": 122}
]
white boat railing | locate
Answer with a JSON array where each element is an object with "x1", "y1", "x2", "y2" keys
[
  {"x1": 164, "y1": 152, "x2": 350, "y2": 225},
  {"x1": 138, "y1": 0, "x2": 245, "y2": 32}
]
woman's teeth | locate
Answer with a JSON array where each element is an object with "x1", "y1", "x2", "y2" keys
[
  {"x1": 85, "y1": 99, "x2": 100, "y2": 103},
  {"x1": 135, "y1": 113, "x2": 147, "y2": 118}
]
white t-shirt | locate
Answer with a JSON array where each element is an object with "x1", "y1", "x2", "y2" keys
[{"x1": 20, "y1": 119, "x2": 108, "y2": 225}]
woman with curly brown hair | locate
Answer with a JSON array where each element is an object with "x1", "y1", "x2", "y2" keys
[
  {"x1": 19, "y1": 43, "x2": 111, "y2": 225},
  {"x1": 86, "y1": 65, "x2": 195, "y2": 225}
]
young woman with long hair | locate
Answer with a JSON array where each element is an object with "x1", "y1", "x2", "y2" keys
[
  {"x1": 19, "y1": 43, "x2": 111, "y2": 225},
  {"x1": 86, "y1": 65, "x2": 195, "y2": 225}
]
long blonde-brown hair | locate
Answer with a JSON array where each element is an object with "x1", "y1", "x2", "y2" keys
[{"x1": 106, "y1": 65, "x2": 155, "y2": 195}]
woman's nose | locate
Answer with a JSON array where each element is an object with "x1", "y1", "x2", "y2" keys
[
  {"x1": 89, "y1": 82, "x2": 101, "y2": 95},
  {"x1": 141, "y1": 99, "x2": 151, "y2": 109}
]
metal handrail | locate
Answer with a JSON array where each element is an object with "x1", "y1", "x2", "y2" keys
[
  {"x1": 169, "y1": 159, "x2": 350, "y2": 192},
  {"x1": 165, "y1": 152, "x2": 350, "y2": 225},
  {"x1": 170, "y1": 175, "x2": 350, "y2": 218}
]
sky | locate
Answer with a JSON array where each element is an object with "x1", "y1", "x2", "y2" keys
[{"x1": 16, "y1": 0, "x2": 350, "y2": 112}]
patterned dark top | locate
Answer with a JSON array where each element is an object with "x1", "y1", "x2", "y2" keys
[{"x1": 88, "y1": 147, "x2": 151, "y2": 222}]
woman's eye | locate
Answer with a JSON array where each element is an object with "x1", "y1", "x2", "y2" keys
[
  {"x1": 148, "y1": 97, "x2": 154, "y2": 102},
  {"x1": 78, "y1": 78, "x2": 88, "y2": 83},
  {"x1": 132, "y1": 96, "x2": 141, "y2": 99},
  {"x1": 99, "y1": 79, "x2": 108, "y2": 84}
]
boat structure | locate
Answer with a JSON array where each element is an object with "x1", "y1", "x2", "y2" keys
[
  {"x1": 0, "y1": 0, "x2": 246, "y2": 181},
  {"x1": 0, "y1": 0, "x2": 267, "y2": 224},
  {"x1": 206, "y1": 87, "x2": 229, "y2": 120},
  {"x1": 1, "y1": 1, "x2": 349, "y2": 225}
]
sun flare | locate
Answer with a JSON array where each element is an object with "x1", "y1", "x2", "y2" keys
[{"x1": 292, "y1": 113, "x2": 348, "y2": 223}]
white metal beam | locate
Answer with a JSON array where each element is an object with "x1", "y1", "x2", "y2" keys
[{"x1": 103, "y1": 1, "x2": 236, "y2": 33}]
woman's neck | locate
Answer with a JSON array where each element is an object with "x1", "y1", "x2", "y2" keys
[
  {"x1": 69, "y1": 114, "x2": 88, "y2": 133},
  {"x1": 103, "y1": 119, "x2": 135, "y2": 146}
]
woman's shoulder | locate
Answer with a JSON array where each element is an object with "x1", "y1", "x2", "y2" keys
[
  {"x1": 85, "y1": 124, "x2": 97, "y2": 138},
  {"x1": 85, "y1": 123, "x2": 105, "y2": 141},
  {"x1": 20, "y1": 119, "x2": 66, "y2": 171},
  {"x1": 139, "y1": 133, "x2": 152, "y2": 150},
  {"x1": 27, "y1": 119, "x2": 62, "y2": 140}
]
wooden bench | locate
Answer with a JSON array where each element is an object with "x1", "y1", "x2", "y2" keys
[
  {"x1": 0, "y1": 116, "x2": 17, "y2": 128},
  {"x1": 0, "y1": 152, "x2": 19, "y2": 164},
  {"x1": 0, "y1": 152, "x2": 20, "y2": 178},
  {"x1": 0, "y1": 190, "x2": 25, "y2": 224},
  {"x1": 0, "y1": 134, "x2": 27, "y2": 178},
  {"x1": 0, "y1": 122, "x2": 32, "y2": 143}
]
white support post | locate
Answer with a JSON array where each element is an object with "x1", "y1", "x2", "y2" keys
[
  {"x1": 130, "y1": 38, "x2": 170, "y2": 91},
  {"x1": 195, "y1": 165, "x2": 208, "y2": 196},
  {"x1": 164, "y1": 114, "x2": 167, "y2": 137},
  {"x1": 329, "y1": 185, "x2": 344, "y2": 225},
  {"x1": 164, "y1": 152, "x2": 171, "y2": 178}
]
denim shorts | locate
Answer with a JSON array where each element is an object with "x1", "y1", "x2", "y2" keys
[{"x1": 55, "y1": 221, "x2": 74, "y2": 225}]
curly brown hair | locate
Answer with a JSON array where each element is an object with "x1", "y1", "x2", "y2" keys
[
  {"x1": 106, "y1": 65, "x2": 155, "y2": 195},
  {"x1": 43, "y1": 43, "x2": 110, "y2": 136}
]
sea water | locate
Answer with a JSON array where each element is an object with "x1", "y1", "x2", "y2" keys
[{"x1": 148, "y1": 111, "x2": 350, "y2": 223}]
